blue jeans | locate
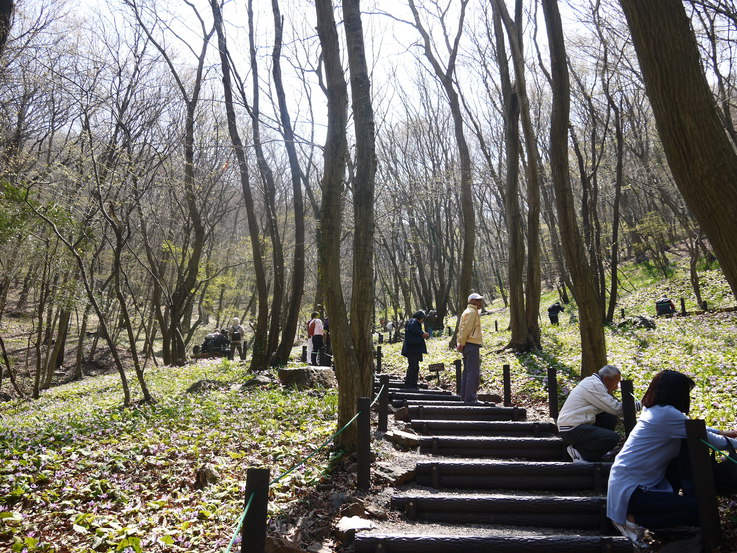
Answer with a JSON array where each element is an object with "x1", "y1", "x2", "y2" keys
[{"x1": 461, "y1": 343, "x2": 481, "y2": 402}]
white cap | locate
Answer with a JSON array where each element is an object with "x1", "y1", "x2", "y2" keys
[{"x1": 468, "y1": 293, "x2": 484, "y2": 302}]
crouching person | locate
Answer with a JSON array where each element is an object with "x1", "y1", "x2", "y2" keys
[{"x1": 557, "y1": 365, "x2": 637, "y2": 463}]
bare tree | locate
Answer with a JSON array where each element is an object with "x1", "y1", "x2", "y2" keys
[
  {"x1": 619, "y1": 0, "x2": 737, "y2": 300},
  {"x1": 543, "y1": 0, "x2": 607, "y2": 376}
]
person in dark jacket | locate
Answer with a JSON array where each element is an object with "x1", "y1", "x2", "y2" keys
[
  {"x1": 402, "y1": 310, "x2": 429, "y2": 389},
  {"x1": 548, "y1": 301, "x2": 565, "y2": 325}
]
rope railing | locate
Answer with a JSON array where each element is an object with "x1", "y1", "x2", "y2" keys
[
  {"x1": 223, "y1": 491, "x2": 255, "y2": 553},
  {"x1": 700, "y1": 438, "x2": 737, "y2": 465},
  {"x1": 221, "y1": 382, "x2": 387, "y2": 552}
]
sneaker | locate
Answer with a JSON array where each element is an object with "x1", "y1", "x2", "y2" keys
[
  {"x1": 612, "y1": 519, "x2": 648, "y2": 549},
  {"x1": 566, "y1": 445, "x2": 590, "y2": 464}
]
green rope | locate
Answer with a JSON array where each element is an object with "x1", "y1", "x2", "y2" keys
[
  {"x1": 223, "y1": 491, "x2": 255, "y2": 553},
  {"x1": 270, "y1": 411, "x2": 360, "y2": 485},
  {"x1": 222, "y1": 383, "x2": 387, "y2": 552},
  {"x1": 700, "y1": 438, "x2": 737, "y2": 465}
]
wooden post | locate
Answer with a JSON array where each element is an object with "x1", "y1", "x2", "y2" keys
[
  {"x1": 454, "y1": 359, "x2": 462, "y2": 395},
  {"x1": 378, "y1": 333, "x2": 383, "y2": 344},
  {"x1": 378, "y1": 375, "x2": 389, "y2": 432},
  {"x1": 301, "y1": 346, "x2": 307, "y2": 363},
  {"x1": 357, "y1": 397, "x2": 371, "y2": 490},
  {"x1": 547, "y1": 367, "x2": 558, "y2": 421},
  {"x1": 620, "y1": 379, "x2": 636, "y2": 436},
  {"x1": 620, "y1": 308, "x2": 625, "y2": 319},
  {"x1": 376, "y1": 346, "x2": 382, "y2": 373},
  {"x1": 503, "y1": 364, "x2": 512, "y2": 407},
  {"x1": 702, "y1": 300, "x2": 708, "y2": 311},
  {"x1": 680, "y1": 297, "x2": 686, "y2": 315},
  {"x1": 684, "y1": 419, "x2": 724, "y2": 550},
  {"x1": 241, "y1": 467, "x2": 270, "y2": 553},
  {"x1": 494, "y1": 320, "x2": 498, "y2": 332}
]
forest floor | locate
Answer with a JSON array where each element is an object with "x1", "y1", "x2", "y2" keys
[{"x1": 2, "y1": 259, "x2": 737, "y2": 551}]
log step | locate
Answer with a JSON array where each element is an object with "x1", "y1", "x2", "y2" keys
[
  {"x1": 393, "y1": 398, "x2": 467, "y2": 408},
  {"x1": 391, "y1": 493, "x2": 609, "y2": 530},
  {"x1": 414, "y1": 460, "x2": 610, "y2": 492},
  {"x1": 407, "y1": 405, "x2": 526, "y2": 422},
  {"x1": 411, "y1": 420, "x2": 557, "y2": 437},
  {"x1": 418, "y1": 436, "x2": 566, "y2": 460},
  {"x1": 390, "y1": 392, "x2": 456, "y2": 401},
  {"x1": 354, "y1": 534, "x2": 633, "y2": 553}
]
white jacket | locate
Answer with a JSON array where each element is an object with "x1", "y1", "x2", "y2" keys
[{"x1": 557, "y1": 374, "x2": 623, "y2": 431}]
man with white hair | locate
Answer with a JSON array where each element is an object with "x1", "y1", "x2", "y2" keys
[
  {"x1": 557, "y1": 364, "x2": 639, "y2": 462},
  {"x1": 456, "y1": 293, "x2": 484, "y2": 403},
  {"x1": 228, "y1": 317, "x2": 245, "y2": 360}
]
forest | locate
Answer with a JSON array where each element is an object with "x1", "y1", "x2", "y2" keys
[{"x1": 2, "y1": 0, "x2": 737, "y2": 548}]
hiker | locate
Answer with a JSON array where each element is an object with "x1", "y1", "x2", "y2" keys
[
  {"x1": 456, "y1": 293, "x2": 484, "y2": 404},
  {"x1": 228, "y1": 317, "x2": 245, "y2": 360},
  {"x1": 655, "y1": 295, "x2": 676, "y2": 316},
  {"x1": 558, "y1": 365, "x2": 640, "y2": 463},
  {"x1": 402, "y1": 310, "x2": 429, "y2": 389},
  {"x1": 307, "y1": 312, "x2": 325, "y2": 366},
  {"x1": 548, "y1": 301, "x2": 565, "y2": 325},
  {"x1": 607, "y1": 370, "x2": 737, "y2": 547}
]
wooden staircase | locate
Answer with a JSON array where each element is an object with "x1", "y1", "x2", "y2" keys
[{"x1": 355, "y1": 379, "x2": 633, "y2": 553}]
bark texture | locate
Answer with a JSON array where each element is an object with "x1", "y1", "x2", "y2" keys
[{"x1": 619, "y1": 0, "x2": 737, "y2": 300}]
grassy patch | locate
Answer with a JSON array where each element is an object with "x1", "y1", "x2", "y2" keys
[{"x1": 0, "y1": 361, "x2": 338, "y2": 552}]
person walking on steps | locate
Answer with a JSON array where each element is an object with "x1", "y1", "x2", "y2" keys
[
  {"x1": 402, "y1": 310, "x2": 429, "y2": 389},
  {"x1": 457, "y1": 293, "x2": 484, "y2": 404}
]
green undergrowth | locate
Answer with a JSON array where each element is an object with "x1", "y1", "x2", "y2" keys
[
  {"x1": 382, "y1": 262, "x2": 737, "y2": 429},
  {"x1": 0, "y1": 361, "x2": 338, "y2": 552}
]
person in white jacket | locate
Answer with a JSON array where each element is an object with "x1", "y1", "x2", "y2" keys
[{"x1": 557, "y1": 364, "x2": 637, "y2": 462}]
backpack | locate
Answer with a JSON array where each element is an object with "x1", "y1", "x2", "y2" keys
[
  {"x1": 308, "y1": 319, "x2": 316, "y2": 337},
  {"x1": 231, "y1": 331, "x2": 241, "y2": 342}
]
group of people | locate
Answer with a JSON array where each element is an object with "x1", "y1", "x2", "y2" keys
[
  {"x1": 558, "y1": 364, "x2": 737, "y2": 547},
  {"x1": 197, "y1": 317, "x2": 246, "y2": 360},
  {"x1": 400, "y1": 292, "x2": 485, "y2": 404}
]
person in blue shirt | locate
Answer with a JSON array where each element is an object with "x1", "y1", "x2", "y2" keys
[
  {"x1": 402, "y1": 310, "x2": 429, "y2": 389},
  {"x1": 607, "y1": 370, "x2": 737, "y2": 546}
]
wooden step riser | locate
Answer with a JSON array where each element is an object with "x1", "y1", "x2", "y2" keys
[
  {"x1": 354, "y1": 535, "x2": 633, "y2": 553},
  {"x1": 414, "y1": 474, "x2": 604, "y2": 491},
  {"x1": 419, "y1": 446, "x2": 568, "y2": 460},
  {"x1": 411, "y1": 420, "x2": 557, "y2": 436},
  {"x1": 390, "y1": 390, "x2": 454, "y2": 397},
  {"x1": 392, "y1": 497, "x2": 608, "y2": 531},
  {"x1": 407, "y1": 407, "x2": 526, "y2": 422},
  {"x1": 414, "y1": 462, "x2": 610, "y2": 491},
  {"x1": 394, "y1": 399, "x2": 465, "y2": 407}
]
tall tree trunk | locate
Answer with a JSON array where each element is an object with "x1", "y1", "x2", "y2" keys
[
  {"x1": 344, "y1": 0, "x2": 376, "y2": 391},
  {"x1": 492, "y1": 2, "x2": 526, "y2": 346},
  {"x1": 542, "y1": 0, "x2": 607, "y2": 377},
  {"x1": 493, "y1": 0, "x2": 542, "y2": 350},
  {"x1": 272, "y1": 0, "x2": 306, "y2": 366},
  {"x1": 618, "y1": 0, "x2": 737, "y2": 300},
  {"x1": 314, "y1": 0, "x2": 362, "y2": 451},
  {"x1": 210, "y1": 0, "x2": 270, "y2": 373},
  {"x1": 247, "y1": 0, "x2": 284, "y2": 363}
]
